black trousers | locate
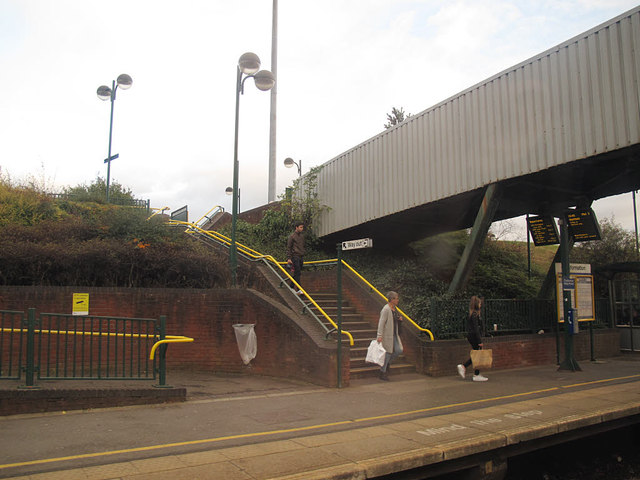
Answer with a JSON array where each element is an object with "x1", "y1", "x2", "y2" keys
[
  {"x1": 289, "y1": 256, "x2": 303, "y2": 289},
  {"x1": 463, "y1": 339, "x2": 481, "y2": 375}
]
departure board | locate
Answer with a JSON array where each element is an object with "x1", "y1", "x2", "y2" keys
[
  {"x1": 565, "y1": 208, "x2": 602, "y2": 242},
  {"x1": 526, "y1": 215, "x2": 559, "y2": 246}
]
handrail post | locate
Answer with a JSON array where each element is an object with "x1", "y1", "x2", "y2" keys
[
  {"x1": 155, "y1": 315, "x2": 169, "y2": 388},
  {"x1": 20, "y1": 308, "x2": 39, "y2": 389}
]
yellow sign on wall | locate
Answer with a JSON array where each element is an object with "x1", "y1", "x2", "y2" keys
[{"x1": 72, "y1": 293, "x2": 89, "y2": 316}]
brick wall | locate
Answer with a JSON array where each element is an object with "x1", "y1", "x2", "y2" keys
[
  {"x1": 0, "y1": 286, "x2": 341, "y2": 387},
  {"x1": 412, "y1": 329, "x2": 620, "y2": 376},
  {"x1": 0, "y1": 285, "x2": 622, "y2": 387},
  {"x1": 298, "y1": 270, "x2": 621, "y2": 376}
]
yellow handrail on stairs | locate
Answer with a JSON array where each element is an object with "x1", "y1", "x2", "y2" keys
[
  {"x1": 341, "y1": 260, "x2": 435, "y2": 340},
  {"x1": 292, "y1": 258, "x2": 434, "y2": 341},
  {"x1": 169, "y1": 220, "x2": 355, "y2": 346}
]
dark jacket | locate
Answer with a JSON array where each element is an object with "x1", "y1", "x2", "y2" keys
[
  {"x1": 467, "y1": 311, "x2": 482, "y2": 345},
  {"x1": 286, "y1": 231, "x2": 305, "y2": 259}
]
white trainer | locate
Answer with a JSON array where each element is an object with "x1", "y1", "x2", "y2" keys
[
  {"x1": 456, "y1": 364, "x2": 466, "y2": 379},
  {"x1": 473, "y1": 374, "x2": 488, "y2": 382}
]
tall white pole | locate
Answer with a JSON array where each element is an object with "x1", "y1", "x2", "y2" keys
[{"x1": 268, "y1": 0, "x2": 278, "y2": 203}]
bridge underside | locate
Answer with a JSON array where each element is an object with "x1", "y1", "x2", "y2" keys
[{"x1": 322, "y1": 144, "x2": 640, "y2": 248}]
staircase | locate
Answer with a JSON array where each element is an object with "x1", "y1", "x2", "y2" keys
[{"x1": 305, "y1": 292, "x2": 415, "y2": 379}]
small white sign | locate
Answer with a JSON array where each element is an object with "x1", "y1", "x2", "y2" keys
[{"x1": 341, "y1": 238, "x2": 373, "y2": 250}]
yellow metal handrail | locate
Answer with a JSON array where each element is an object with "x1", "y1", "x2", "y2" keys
[
  {"x1": 341, "y1": 260, "x2": 435, "y2": 340},
  {"x1": 172, "y1": 217, "x2": 433, "y2": 341},
  {"x1": 287, "y1": 258, "x2": 434, "y2": 340},
  {"x1": 0, "y1": 328, "x2": 194, "y2": 360},
  {"x1": 149, "y1": 336, "x2": 194, "y2": 360},
  {"x1": 193, "y1": 205, "x2": 225, "y2": 228},
  {"x1": 147, "y1": 206, "x2": 170, "y2": 220},
  {"x1": 170, "y1": 219, "x2": 355, "y2": 346}
]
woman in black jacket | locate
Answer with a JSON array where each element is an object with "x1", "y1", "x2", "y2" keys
[{"x1": 457, "y1": 295, "x2": 488, "y2": 382}]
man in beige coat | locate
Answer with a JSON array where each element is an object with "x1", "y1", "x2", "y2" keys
[{"x1": 376, "y1": 291, "x2": 403, "y2": 381}]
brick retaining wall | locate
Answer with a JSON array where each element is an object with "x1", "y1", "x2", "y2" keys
[
  {"x1": 0, "y1": 286, "x2": 622, "y2": 388},
  {"x1": 0, "y1": 286, "x2": 341, "y2": 388}
]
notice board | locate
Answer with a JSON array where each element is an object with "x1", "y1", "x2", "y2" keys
[{"x1": 555, "y1": 263, "x2": 595, "y2": 322}]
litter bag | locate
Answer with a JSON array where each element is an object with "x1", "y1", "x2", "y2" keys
[
  {"x1": 365, "y1": 340, "x2": 386, "y2": 366},
  {"x1": 470, "y1": 348, "x2": 493, "y2": 370},
  {"x1": 233, "y1": 324, "x2": 257, "y2": 365}
]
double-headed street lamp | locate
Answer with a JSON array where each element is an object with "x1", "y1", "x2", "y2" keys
[
  {"x1": 97, "y1": 73, "x2": 133, "y2": 203},
  {"x1": 230, "y1": 53, "x2": 275, "y2": 286}
]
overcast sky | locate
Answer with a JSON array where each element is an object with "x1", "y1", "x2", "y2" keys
[{"x1": 1, "y1": 0, "x2": 638, "y2": 240}]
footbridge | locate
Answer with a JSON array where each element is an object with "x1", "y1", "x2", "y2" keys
[{"x1": 311, "y1": 7, "x2": 640, "y2": 265}]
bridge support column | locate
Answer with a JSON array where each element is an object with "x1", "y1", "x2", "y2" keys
[{"x1": 447, "y1": 183, "x2": 501, "y2": 295}]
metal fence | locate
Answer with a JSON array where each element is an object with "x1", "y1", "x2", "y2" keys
[
  {"x1": 48, "y1": 193, "x2": 150, "y2": 210},
  {"x1": 0, "y1": 309, "x2": 187, "y2": 387},
  {"x1": 425, "y1": 298, "x2": 612, "y2": 339}
]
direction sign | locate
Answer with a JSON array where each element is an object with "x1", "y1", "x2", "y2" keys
[
  {"x1": 104, "y1": 153, "x2": 119, "y2": 164},
  {"x1": 341, "y1": 238, "x2": 373, "y2": 250}
]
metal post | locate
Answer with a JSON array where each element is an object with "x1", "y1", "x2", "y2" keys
[
  {"x1": 526, "y1": 214, "x2": 531, "y2": 279},
  {"x1": 155, "y1": 315, "x2": 169, "y2": 388},
  {"x1": 20, "y1": 308, "x2": 39, "y2": 389},
  {"x1": 106, "y1": 80, "x2": 116, "y2": 203},
  {"x1": 634, "y1": 191, "x2": 639, "y2": 261},
  {"x1": 589, "y1": 320, "x2": 595, "y2": 361},
  {"x1": 268, "y1": 0, "x2": 278, "y2": 203},
  {"x1": 336, "y1": 245, "x2": 343, "y2": 388},
  {"x1": 230, "y1": 67, "x2": 242, "y2": 286},
  {"x1": 558, "y1": 218, "x2": 581, "y2": 371}
]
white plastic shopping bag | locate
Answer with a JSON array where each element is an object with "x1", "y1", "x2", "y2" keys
[
  {"x1": 233, "y1": 324, "x2": 257, "y2": 365},
  {"x1": 365, "y1": 339, "x2": 386, "y2": 366}
]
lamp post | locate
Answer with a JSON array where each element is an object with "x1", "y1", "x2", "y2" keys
[
  {"x1": 283, "y1": 157, "x2": 302, "y2": 177},
  {"x1": 225, "y1": 186, "x2": 240, "y2": 212},
  {"x1": 230, "y1": 52, "x2": 275, "y2": 286},
  {"x1": 97, "y1": 74, "x2": 133, "y2": 203}
]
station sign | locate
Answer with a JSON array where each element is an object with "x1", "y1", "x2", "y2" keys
[
  {"x1": 341, "y1": 238, "x2": 373, "y2": 250},
  {"x1": 526, "y1": 215, "x2": 559, "y2": 246}
]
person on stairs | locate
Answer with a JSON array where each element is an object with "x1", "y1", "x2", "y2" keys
[
  {"x1": 377, "y1": 291, "x2": 403, "y2": 381},
  {"x1": 286, "y1": 222, "x2": 305, "y2": 294},
  {"x1": 457, "y1": 295, "x2": 488, "y2": 382}
]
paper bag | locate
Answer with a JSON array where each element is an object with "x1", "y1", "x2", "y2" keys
[{"x1": 470, "y1": 348, "x2": 492, "y2": 370}]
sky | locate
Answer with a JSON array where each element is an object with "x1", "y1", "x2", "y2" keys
[{"x1": 1, "y1": 0, "x2": 639, "y2": 241}]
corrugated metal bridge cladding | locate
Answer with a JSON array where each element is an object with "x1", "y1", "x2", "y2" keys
[{"x1": 314, "y1": 6, "x2": 640, "y2": 246}]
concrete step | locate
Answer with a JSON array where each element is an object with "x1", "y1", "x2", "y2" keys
[{"x1": 349, "y1": 362, "x2": 415, "y2": 379}]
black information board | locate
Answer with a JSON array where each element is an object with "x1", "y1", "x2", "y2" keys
[
  {"x1": 526, "y1": 215, "x2": 559, "y2": 246},
  {"x1": 565, "y1": 208, "x2": 602, "y2": 242}
]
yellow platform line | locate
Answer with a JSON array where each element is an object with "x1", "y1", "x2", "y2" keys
[{"x1": 1, "y1": 374, "x2": 639, "y2": 471}]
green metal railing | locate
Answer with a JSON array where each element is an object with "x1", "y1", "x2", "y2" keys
[
  {"x1": 426, "y1": 298, "x2": 611, "y2": 339},
  {"x1": 0, "y1": 309, "x2": 192, "y2": 387},
  {"x1": 0, "y1": 310, "x2": 24, "y2": 379},
  {"x1": 48, "y1": 193, "x2": 150, "y2": 210}
]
